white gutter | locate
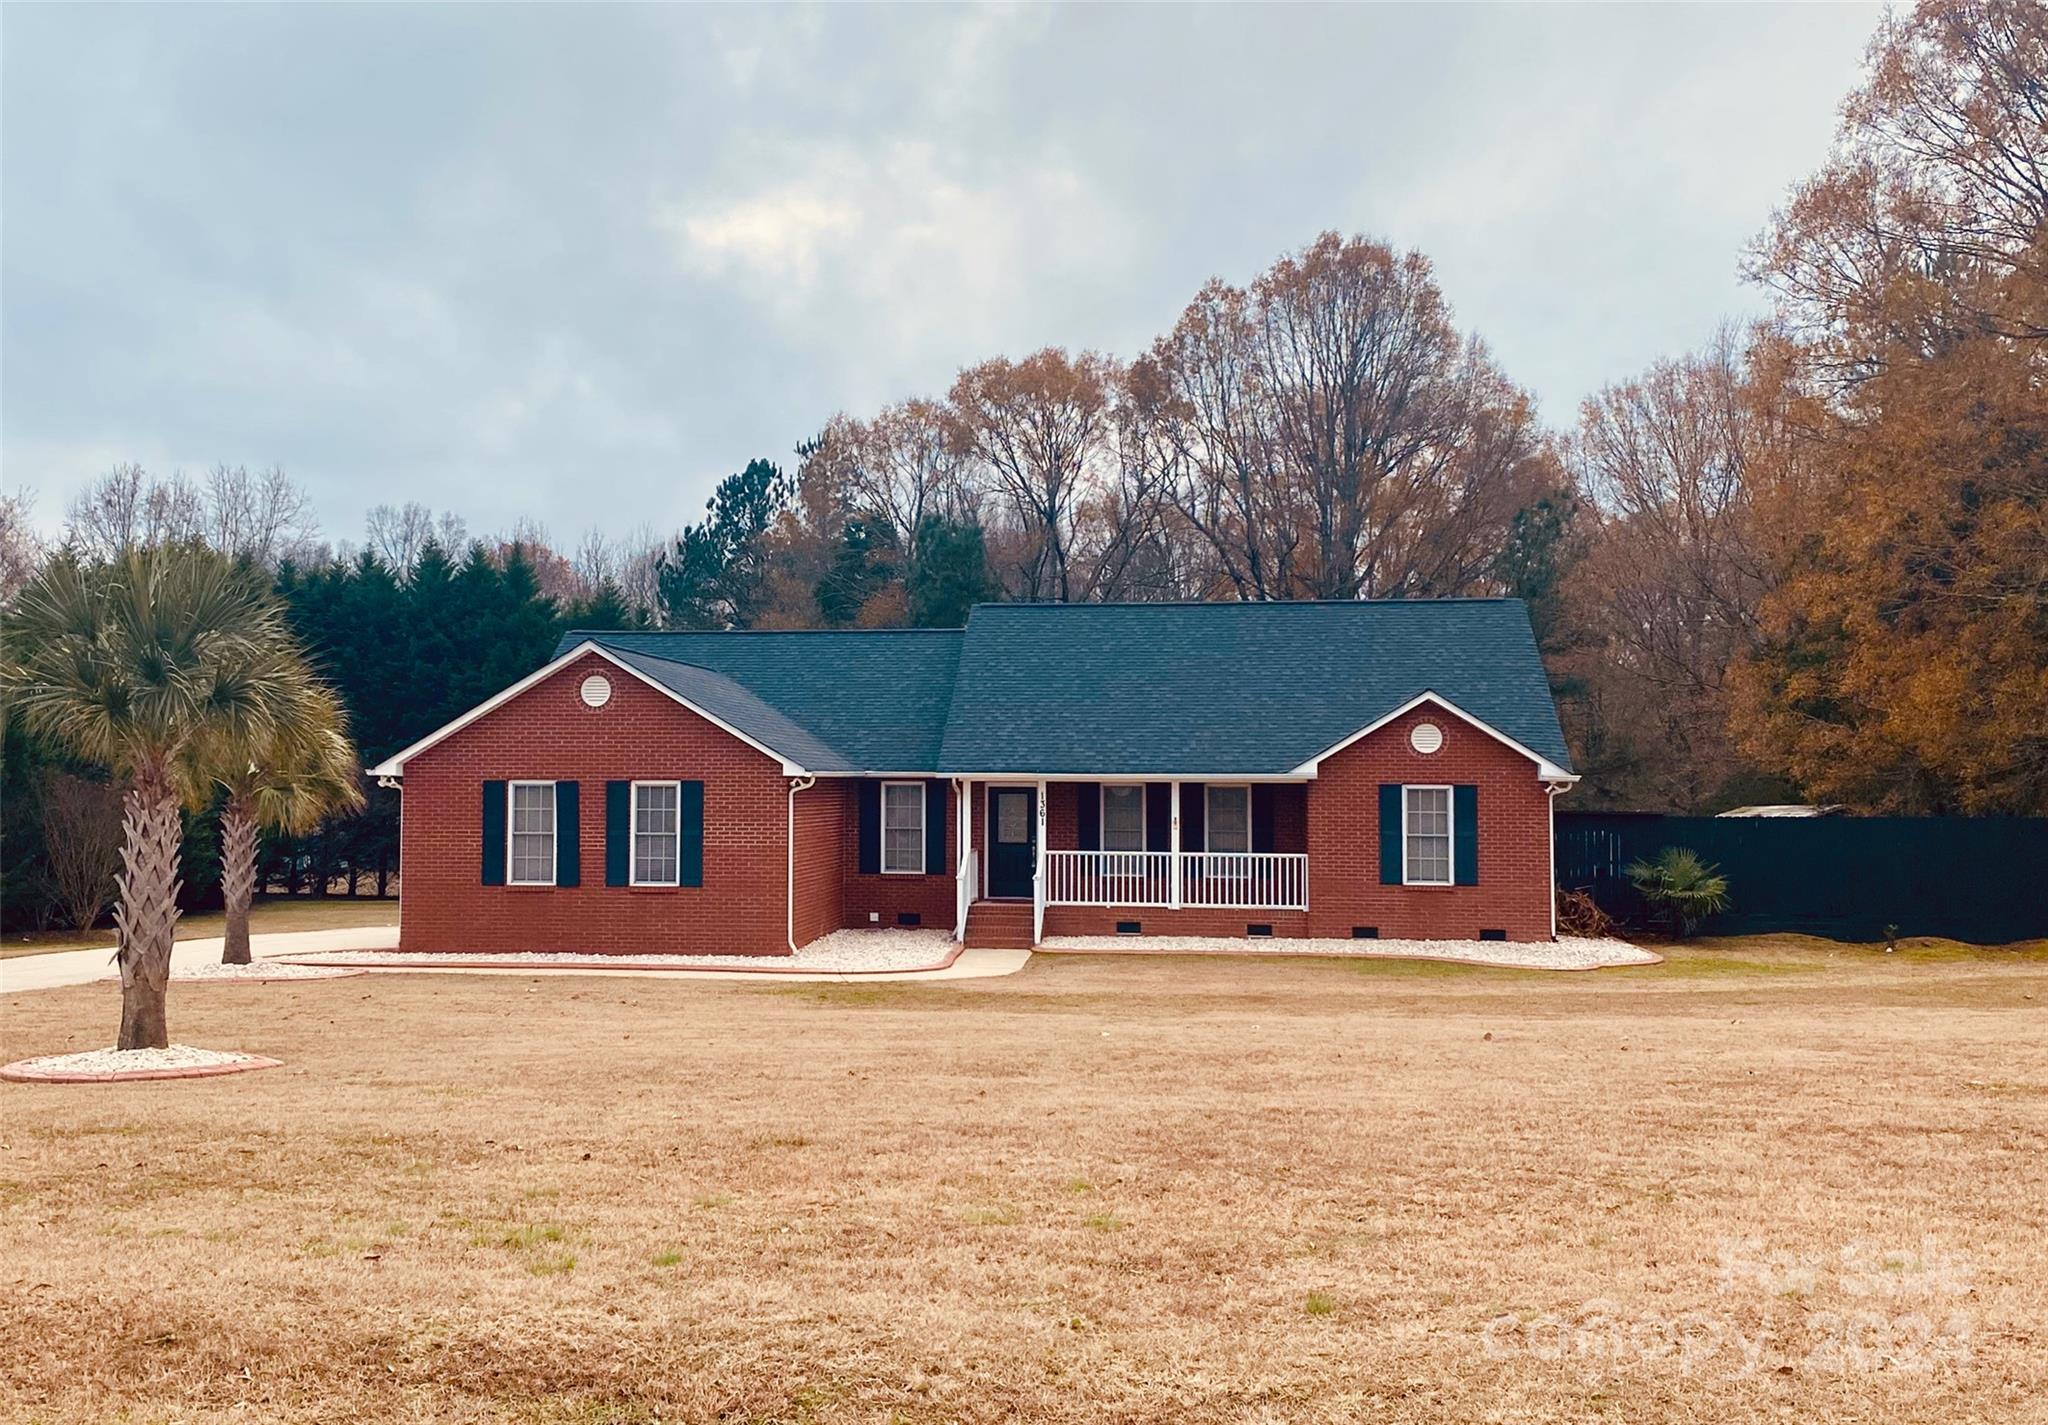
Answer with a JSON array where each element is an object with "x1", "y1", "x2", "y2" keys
[{"x1": 786, "y1": 774, "x2": 816, "y2": 953}]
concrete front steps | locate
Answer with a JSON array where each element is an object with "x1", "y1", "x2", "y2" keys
[{"x1": 963, "y1": 899, "x2": 1034, "y2": 949}]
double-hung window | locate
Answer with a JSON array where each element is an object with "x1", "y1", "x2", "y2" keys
[
  {"x1": 509, "y1": 781, "x2": 557, "y2": 885},
  {"x1": 632, "y1": 781, "x2": 681, "y2": 886},
  {"x1": 1206, "y1": 785, "x2": 1250, "y2": 853},
  {"x1": 1403, "y1": 785, "x2": 1452, "y2": 885},
  {"x1": 1101, "y1": 784, "x2": 1145, "y2": 852},
  {"x1": 881, "y1": 782, "x2": 926, "y2": 875}
]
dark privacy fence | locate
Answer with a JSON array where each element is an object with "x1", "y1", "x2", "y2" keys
[{"x1": 1555, "y1": 813, "x2": 2048, "y2": 944}]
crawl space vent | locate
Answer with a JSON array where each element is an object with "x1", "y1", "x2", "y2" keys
[
  {"x1": 1115, "y1": 920, "x2": 1142, "y2": 935},
  {"x1": 1479, "y1": 928, "x2": 1507, "y2": 942},
  {"x1": 1247, "y1": 923, "x2": 1274, "y2": 937},
  {"x1": 1352, "y1": 926, "x2": 1379, "y2": 939},
  {"x1": 896, "y1": 912, "x2": 921, "y2": 927}
]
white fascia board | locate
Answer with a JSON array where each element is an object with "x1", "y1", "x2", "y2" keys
[
  {"x1": 365, "y1": 641, "x2": 808, "y2": 779},
  {"x1": 833, "y1": 771, "x2": 1317, "y2": 782},
  {"x1": 1287, "y1": 690, "x2": 1576, "y2": 782}
]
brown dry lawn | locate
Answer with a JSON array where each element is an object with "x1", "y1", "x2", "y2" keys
[
  {"x1": 1, "y1": 897, "x2": 400, "y2": 958},
  {"x1": 2, "y1": 935, "x2": 2044, "y2": 1424}
]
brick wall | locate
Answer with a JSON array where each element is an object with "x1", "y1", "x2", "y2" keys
[
  {"x1": 1304, "y1": 705, "x2": 1554, "y2": 941},
  {"x1": 398, "y1": 652, "x2": 796, "y2": 956},
  {"x1": 400, "y1": 662, "x2": 1554, "y2": 954},
  {"x1": 981, "y1": 716, "x2": 1553, "y2": 943},
  {"x1": 838, "y1": 779, "x2": 959, "y2": 931},
  {"x1": 789, "y1": 780, "x2": 845, "y2": 948},
  {"x1": 1042, "y1": 907, "x2": 1311, "y2": 937}
]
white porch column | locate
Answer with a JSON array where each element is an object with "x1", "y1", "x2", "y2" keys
[
  {"x1": 954, "y1": 778, "x2": 973, "y2": 942},
  {"x1": 1032, "y1": 778, "x2": 1047, "y2": 946},
  {"x1": 957, "y1": 778, "x2": 972, "y2": 875},
  {"x1": 1169, "y1": 781, "x2": 1182, "y2": 909}
]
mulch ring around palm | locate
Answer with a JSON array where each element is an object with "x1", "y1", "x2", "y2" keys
[{"x1": 1, "y1": 1046, "x2": 285, "y2": 1083}]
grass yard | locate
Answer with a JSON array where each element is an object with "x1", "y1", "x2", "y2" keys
[
  {"x1": 0, "y1": 896, "x2": 400, "y2": 957},
  {"x1": 2, "y1": 937, "x2": 2044, "y2": 1423}
]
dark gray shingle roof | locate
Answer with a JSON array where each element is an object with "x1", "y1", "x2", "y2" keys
[
  {"x1": 560, "y1": 599, "x2": 1570, "y2": 777},
  {"x1": 556, "y1": 628, "x2": 963, "y2": 772},
  {"x1": 602, "y1": 647, "x2": 855, "y2": 772},
  {"x1": 933, "y1": 600, "x2": 1569, "y2": 775}
]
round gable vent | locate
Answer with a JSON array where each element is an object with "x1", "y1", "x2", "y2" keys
[
  {"x1": 579, "y1": 674, "x2": 613, "y2": 708},
  {"x1": 1409, "y1": 721, "x2": 1444, "y2": 754}
]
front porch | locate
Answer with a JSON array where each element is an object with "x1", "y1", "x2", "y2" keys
[{"x1": 955, "y1": 778, "x2": 1311, "y2": 946}]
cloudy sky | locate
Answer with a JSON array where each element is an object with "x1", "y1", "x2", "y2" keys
[{"x1": 3, "y1": 3, "x2": 1879, "y2": 550}]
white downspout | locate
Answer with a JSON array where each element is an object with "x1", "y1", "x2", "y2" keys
[
  {"x1": 786, "y1": 774, "x2": 816, "y2": 953},
  {"x1": 1545, "y1": 781, "x2": 1567, "y2": 940}
]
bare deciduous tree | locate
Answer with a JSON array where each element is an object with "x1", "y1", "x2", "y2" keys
[
  {"x1": 364, "y1": 501, "x2": 437, "y2": 574},
  {"x1": 1138, "y1": 235, "x2": 1553, "y2": 602},
  {"x1": 1563, "y1": 330, "x2": 1799, "y2": 809},
  {"x1": 64, "y1": 464, "x2": 205, "y2": 561},
  {"x1": 0, "y1": 486, "x2": 45, "y2": 603},
  {"x1": 947, "y1": 350, "x2": 1121, "y2": 601},
  {"x1": 203, "y1": 463, "x2": 322, "y2": 568},
  {"x1": 810, "y1": 400, "x2": 971, "y2": 567},
  {"x1": 38, "y1": 771, "x2": 124, "y2": 934}
]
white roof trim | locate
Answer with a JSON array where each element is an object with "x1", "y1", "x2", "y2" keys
[
  {"x1": 1287, "y1": 690, "x2": 1577, "y2": 783},
  {"x1": 366, "y1": 641, "x2": 808, "y2": 778}
]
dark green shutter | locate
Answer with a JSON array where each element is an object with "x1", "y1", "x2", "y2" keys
[
  {"x1": 679, "y1": 780, "x2": 704, "y2": 888},
  {"x1": 605, "y1": 781, "x2": 630, "y2": 886},
  {"x1": 857, "y1": 780, "x2": 880, "y2": 875},
  {"x1": 1454, "y1": 785, "x2": 1479, "y2": 885},
  {"x1": 1076, "y1": 783, "x2": 1100, "y2": 851},
  {"x1": 1378, "y1": 784, "x2": 1403, "y2": 885},
  {"x1": 1251, "y1": 785, "x2": 1276, "y2": 853},
  {"x1": 1181, "y1": 784, "x2": 1205, "y2": 851},
  {"x1": 925, "y1": 780, "x2": 948, "y2": 874},
  {"x1": 1145, "y1": 784, "x2": 1171, "y2": 851},
  {"x1": 481, "y1": 781, "x2": 507, "y2": 885},
  {"x1": 555, "y1": 781, "x2": 580, "y2": 887}
]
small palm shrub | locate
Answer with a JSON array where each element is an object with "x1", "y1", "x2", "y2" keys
[{"x1": 1624, "y1": 847, "x2": 1731, "y2": 938}]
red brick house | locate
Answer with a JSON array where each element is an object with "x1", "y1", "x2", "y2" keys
[{"x1": 369, "y1": 600, "x2": 1578, "y2": 954}]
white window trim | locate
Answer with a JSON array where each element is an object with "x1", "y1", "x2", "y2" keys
[
  {"x1": 507, "y1": 780, "x2": 558, "y2": 887},
  {"x1": 630, "y1": 780, "x2": 683, "y2": 888},
  {"x1": 1099, "y1": 782, "x2": 1146, "y2": 853},
  {"x1": 1402, "y1": 784, "x2": 1454, "y2": 887},
  {"x1": 881, "y1": 780, "x2": 927, "y2": 876},
  {"x1": 1204, "y1": 783, "x2": 1252, "y2": 854}
]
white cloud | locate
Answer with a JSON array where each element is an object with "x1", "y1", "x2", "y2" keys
[{"x1": 655, "y1": 139, "x2": 1136, "y2": 362}]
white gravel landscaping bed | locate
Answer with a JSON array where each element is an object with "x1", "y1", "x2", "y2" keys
[
  {"x1": 1, "y1": 1044, "x2": 282, "y2": 1082},
  {"x1": 286, "y1": 926, "x2": 960, "y2": 974},
  {"x1": 169, "y1": 961, "x2": 364, "y2": 982},
  {"x1": 1038, "y1": 933, "x2": 1658, "y2": 971}
]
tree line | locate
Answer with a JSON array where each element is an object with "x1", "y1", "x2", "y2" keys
[{"x1": 2, "y1": 0, "x2": 2042, "y2": 953}]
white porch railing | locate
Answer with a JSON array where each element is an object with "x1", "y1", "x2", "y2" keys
[
  {"x1": 1182, "y1": 852, "x2": 1307, "y2": 910},
  {"x1": 1042, "y1": 850, "x2": 1307, "y2": 911},
  {"x1": 1044, "y1": 850, "x2": 1174, "y2": 907},
  {"x1": 955, "y1": 849, "x2": 978, "y2": 940}
]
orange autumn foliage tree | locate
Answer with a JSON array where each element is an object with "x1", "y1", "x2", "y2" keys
[{"x1": 1733, "y1": 0, "x2": 2048, "y2": 813}]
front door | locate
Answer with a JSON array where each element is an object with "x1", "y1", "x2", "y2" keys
[{"x1": 987, "y1": 788, "x2": 1037, "y2": 899}]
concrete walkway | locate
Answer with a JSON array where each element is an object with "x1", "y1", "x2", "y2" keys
[
  {"x1": 0, "y1": 926, "x2": 401, "y2": 995},
  {"x1": 284, "y1": 947, "x2": 1033, "y2": 983},
  {"x1": 1, "y1": 928, "x2": 1029, "y2": 992}
]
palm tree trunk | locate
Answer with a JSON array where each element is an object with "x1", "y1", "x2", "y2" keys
[
  {"x1": 112, "y1": 773, "x2": 183, "y2": 1051},
  {"x1": 220, "y1": 800, "x2": 258, "y2": 966}
]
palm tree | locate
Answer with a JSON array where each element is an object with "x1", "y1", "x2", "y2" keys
[
  {"x1": 2, "y1": 546, "x2": 316, "y2": 1048},
  {"x1": 202, "y1": 684, "x2": 364, "y2": 965}
]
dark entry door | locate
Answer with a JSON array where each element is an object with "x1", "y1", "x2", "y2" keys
[{"x1": 988, "y1": 788, "x2": 1037, "y2": 899}]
